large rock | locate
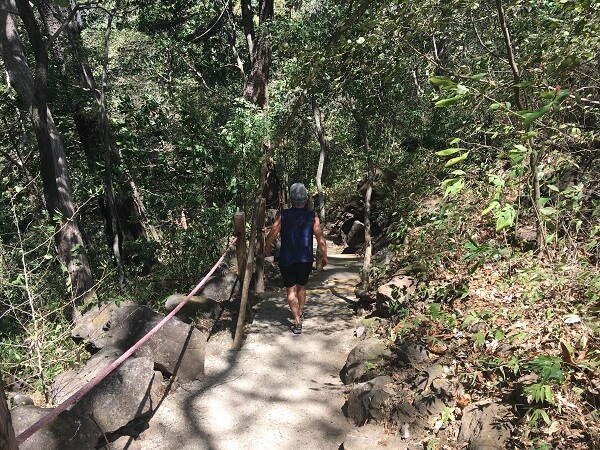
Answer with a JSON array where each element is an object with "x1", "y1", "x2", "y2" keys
[
  {"x1": 394, "y1": 339, "x2": 430, "y2": 366},
  {"x1": 51, "y1": 350, "x2": 162, "y2": 436},
  {"x1": 51, "y1": 348, "x2": 122, "y2": 404},
  {"x1": 106, "y1": 305, "x2": 207, "y2": 382},
  {"x1": 376, "y1": 276, "x2": 417, "y2": 315},
  {"x1": 165, "y1": 294, "x2": 221, "y2": 322},
  {"x1": 458, "y1": 402, "x2": 513, "y2": 449},
  {"x1": 71, "y1": 357, "x2": 162, "y2": 434},
  {"x1": 340, "y1": 338, "x2": 391, "y2": 385},
  {"x1": 346, "y1": 221, "x2": 365, "y2": 249},
  {"x1": 200, "y1": 272, "x2": 239, "y2": 302},
  {"x1": 345, "y1": 376, "x2": 395, "y2": 426},
  {"x1": 11, "y1": 405, "x2": 100, "y2": 450},
  {"x1": 72, "y1": 301, "x2": 133, "y2": 349}
]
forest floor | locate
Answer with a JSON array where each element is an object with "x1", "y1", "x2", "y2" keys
[{"x1": 136, "y1": 241, "x2": 362, "y2": 449}]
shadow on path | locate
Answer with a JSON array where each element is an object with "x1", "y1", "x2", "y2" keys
[{"x1": 137, "y1": 244, "x2": 361, "y2": 450}]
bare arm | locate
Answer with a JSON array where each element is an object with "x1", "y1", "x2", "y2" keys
[
  {"x1": 264, "y1": 213, "x2": 281, "y2": 257},
  {"x1": 313, "y1": 215, "x2": 327, "y2": 268}
]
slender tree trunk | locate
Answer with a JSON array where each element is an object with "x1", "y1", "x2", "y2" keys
[
  {"x1": 349, "y1": 98, "x2": 373, "y2": 290},
  {"x1": 362, "y1": 167, "x2": 373, "y2": 289},
  {"x1": 1, "y1": 0, "x2": 95, "y2": 319},
  {"x1": 99, "y1": 1, "x2": 125, "y2": 288},
  {"x1": 238, "y1": 0, "x2": 275, "y2": 300},
  {"x1": 529, "y1": 147, "x2": 546, "y2": 250},
  {"x1": 496, "y1": 0, "x2": 546, "y2": 251},
  {"x1": 36, "y1": 0, "x2": 158, "y2": 255},
  {"x1": 311, "y1": 97, "x2": 327, "y2": 222},
  {"x1": 495, "y1": 0, "x2": 523, "y2": 111},
  {"x1": 312, "y1": 97, "x2": 327, "y2": 271},
  {"x1": 0, "y1": 379, "x2": 17, "y2": 450},
  {"x1": 240, "y1": 0, "x2": 255, "y2": 65}
]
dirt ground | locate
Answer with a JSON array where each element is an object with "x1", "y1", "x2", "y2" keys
[{"x1": 137, "y1": 246, "x2": 362, "y2": 450}]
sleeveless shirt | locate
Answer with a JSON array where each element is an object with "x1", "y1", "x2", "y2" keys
[{"x1": 278, "y1": 208, "x2": 315, "y2": 267}]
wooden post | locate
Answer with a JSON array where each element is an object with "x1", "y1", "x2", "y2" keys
[
  {"x1": 234, "y1": 211, "x2": 246, "y2": 285},
  {"x1": 0, "y1": 380, "x2": 17, "y2": 450},
  {"x1": 233, "y1": 197, "x2": 261, "y2": 350},
  {"x1": 255, "y1": 198, "x2": 266, "y2": 293}
]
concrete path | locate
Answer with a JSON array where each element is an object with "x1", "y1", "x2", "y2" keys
[{"x1": 138, "y1": 247, "x2": 361, "y2": 450}]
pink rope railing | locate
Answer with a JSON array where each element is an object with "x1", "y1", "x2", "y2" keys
[{"x1": 16, "y1": 237, "x2": 237, "y2": 445}]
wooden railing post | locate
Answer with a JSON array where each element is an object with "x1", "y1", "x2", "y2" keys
[
  {"x1": 0, "y1": 379, "x2": 18, "y2": 450},
  {"x1": 234, "y1": 211, "x2": 246, "y2": 286},
  {"x1": 233, "y1": 197, "x2": 261, "y2": 350},
  {"x1": 255, "y1": 199, "x2": 266, "y2": 293}
]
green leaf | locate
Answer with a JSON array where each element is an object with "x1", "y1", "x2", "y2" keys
[
  {"x1": 435, "y1": 147, "x2": 465, "y2": 156},
  {"x1": 449, "y1": 137, "x2": 461, "y2": 145},
  {"x1": 513, "y1": 144, "x2": 528, "y2": 153},
  {"x1": 519, "y1": 104, "x2": 551, "y2": 126},
  {"x1": 539, "y1": 207, "x2": 558, "y2": 216},
  {"x1": 471, "y1": 73, "x2": 487, "y2": 80},
  {"x1": 473, "y1": 332, "x2": 486, "y2": 346},
  {"x1": 444, "y1": 151, "x2": 469, "y2": 167},
  {"x1": 450, "y1": 169, "x2": 466, "y2": 176},
  {"x1": 430, "y1": 76, "x2": 455, "y2": 87},
  {"x1": 496, "y1": 204, "x2": 516, "y2": 231},
  {"x1": 442, "y1": 178, "x2": 464, "y2": 197},
  {"x1": 435, "y1": 95, "x2": 462, "y2": 107},
  {"x1": 456, "y1": 84, "x2": 469, "y2": 95},
  {"x1": 482, "y1": 201, "x2": 499, "y2": 215}
]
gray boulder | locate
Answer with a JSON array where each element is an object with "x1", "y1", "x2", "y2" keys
[
  {"x1": 458, "y1": 402, "x2": 513, "y2": 449},
  {"x1": 11, "y1": 405, "x2": 100, "y2": 450},
  {"x1": 200, "y1": 272, "x2": 239, "y2": 302},
  {"x1": 340, "y1": 338, "x2": 391, "y2": 385},
  {"x1": 106, "y1": 305, "x2": 207, "y2": 382},
  {"x1": 51, "y1": 348, "x2": 122, "y2": 404},
  {"x1": 165, "y1": 294, "x2": 221, "y2": 322},
  {"x1": 71, "y1": 301, "x2": 133, "y2": 349},
  {"x1": 71, "y1": 357, "x2": 162, "y2": 434},
  {"x1": 395, "y1": 339, "x2": 430, "y2": 366},
  {"x1": 346, "y1": 220, "x2": 365, "y2": 248},
  {"x1": 376, "y1": 276, "x2": 417, "y2": 315},
  {"x1": 346, "y1": 376, "x2": 395, "y2": 426}
]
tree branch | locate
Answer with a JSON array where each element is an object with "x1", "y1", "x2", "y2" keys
[{"x1": 495, "y1": 0, "x2": 523, "y2": 110}]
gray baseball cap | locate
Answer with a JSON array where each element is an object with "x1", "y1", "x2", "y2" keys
[{"x1": 289, "y1": 183, "x2": 308, "y2": 202}]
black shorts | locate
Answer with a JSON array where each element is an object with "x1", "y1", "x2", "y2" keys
[{"x1": 279, "y1": 262, "x2": 312, "y2": 288}]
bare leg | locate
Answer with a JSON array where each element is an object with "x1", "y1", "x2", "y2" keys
[
  {"x1": 286, "y1": 286, "x2": 302, "y2": 326},
  {"x1": 297, "y1": 284, "x2": 307, "y2": 318}
]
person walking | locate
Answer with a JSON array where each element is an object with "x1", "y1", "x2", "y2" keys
[{"x1": 265, "y1": 183, "x2": 327, "y2": 334}]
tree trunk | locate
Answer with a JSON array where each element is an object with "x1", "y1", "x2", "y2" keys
[
  {"x1": 1, "y1": 0, "x2": 96, "y2": 319},
  {"x1": 311, "y1": 97, "x2": 327, "y2": 223},
  {"x1": 312, "y1": 97, "x2": 327, "y2": 271},
  {"x1": 36, "y1": 0, "x2": 158, "y2": 266},
  {"x1": 0, "y1": 379, "x2": 17, "y2": 450},
  {"x1": 242, "y1": 0, "x2": 273, "y2": 108},
  {"x1": 495, "y1": 0, "x2": 524, "y2": 111},
  {"x1": 349, "y1": 98, "x2": 373, "y2": 290},
  {"x1": 239, "y1": 0, "x2": 275, "y2": 295},
  {"x1": 496, "y1": 0, "x2": 546, "y2": 251}
]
